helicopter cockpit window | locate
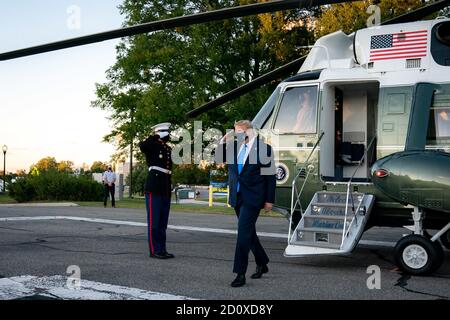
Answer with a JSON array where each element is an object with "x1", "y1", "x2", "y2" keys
[
  {"x1": 273, "y1": 86, "x2": 318, "y2": 134},
  {"x1": 427, "y1": 107, "x2": 450, "y2": 141},
  {"x1": 252, "y1": 87, "x2": 280, "y2": 130},
  {"x1": 427, "y1": 88, "x2": 450, "y2": 146}
]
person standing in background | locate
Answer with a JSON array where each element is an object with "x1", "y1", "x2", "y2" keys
[{"x1": 102, "y1": 166, "x2": 116, "y2": 208}]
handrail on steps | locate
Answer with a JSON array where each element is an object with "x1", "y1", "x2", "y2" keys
[
  {"x1": 288, "y1": 131, "x2": 325, "y2": 244},
  {"x1": 340, "y1": 135, "x2": 377, "y2": 249}
]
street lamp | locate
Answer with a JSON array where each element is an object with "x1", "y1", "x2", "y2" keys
[{"x1": 2, "y1": 145, "x2": 7, "y2": 193}]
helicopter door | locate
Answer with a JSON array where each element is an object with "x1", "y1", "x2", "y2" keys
[{"x1": 320, "y1": 82, "x2": 379, "y2": 182}]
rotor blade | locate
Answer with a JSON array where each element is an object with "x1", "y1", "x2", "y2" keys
[
  {"x1": 186, "y1": 56, "x2": 306, "y2": 118},
  {"x1": 381, "y1": 0, "x2": 450, "y2": 25},
  {"x1": 0, "y1": 0, "x2": 355, "y2": 62}
]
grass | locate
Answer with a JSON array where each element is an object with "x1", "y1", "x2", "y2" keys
[
  {"x1": 197, "y1": 196, "x2": 229, "y2": 204},
  {"x1": 1, "y1": 193, "x2": 281, "y2": 218},
  {"x1": 0, "y1": 193, "x2": 16, "y2": 204},
  {"x1": 76, "y1": 197, "x2": 281, "y2": 217}
]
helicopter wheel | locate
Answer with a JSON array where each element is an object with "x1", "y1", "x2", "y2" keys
[
  {"x1": 440, "y1": 230, "x2": 450, "y2": 250},
  {"x1": 394, "y1": 235, "x2": 444, "y2": 276}
]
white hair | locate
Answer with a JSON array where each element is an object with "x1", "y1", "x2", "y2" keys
[{"x1": 234, "y1": 120, "x2": 253, "y2": 129}]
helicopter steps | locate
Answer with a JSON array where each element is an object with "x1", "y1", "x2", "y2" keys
[{"x1": 285, "y1": 191, "x2": 375, "y2": 257}]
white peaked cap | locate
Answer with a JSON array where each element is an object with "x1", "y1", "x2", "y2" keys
[{"x1": 151, "y1": 122, "x2": 171, "y2": 132}]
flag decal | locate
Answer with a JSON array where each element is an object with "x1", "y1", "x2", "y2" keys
[{"x1": 370, "y1": 30, "x2": 428, "y2": 61}]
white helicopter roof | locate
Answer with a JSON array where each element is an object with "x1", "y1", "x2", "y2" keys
[{"x1": 299, "y1": 18, "x2": 450, "y2": 78}]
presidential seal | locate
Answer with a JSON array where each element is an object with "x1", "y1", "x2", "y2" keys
[{"x1": 275, "y1": 163, "x2": 289, "y2": 184}]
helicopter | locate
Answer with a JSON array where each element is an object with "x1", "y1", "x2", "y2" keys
[{"x1": 1, "y1": 0, "x2": 449, "y2": 275}]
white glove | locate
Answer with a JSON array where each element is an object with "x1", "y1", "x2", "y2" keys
[{"x1": 158, "y1": 131, "x2": 169, "y2": 139}]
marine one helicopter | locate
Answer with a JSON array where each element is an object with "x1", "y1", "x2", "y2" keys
[{"x1": 1, "y1": 0, "x2": 449, "y2": 275}]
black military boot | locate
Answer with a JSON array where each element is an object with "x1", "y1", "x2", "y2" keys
[
  {"x1": 162, "y1": 251, "x2": 175, "y2": 259},
  {"x1": 150, "y1": 252, "x2": 169, "y2": 259}
]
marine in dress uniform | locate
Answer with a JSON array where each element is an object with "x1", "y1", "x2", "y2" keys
[{"x1": 139, "y1": 122, "x2": 174, "y2": 259}]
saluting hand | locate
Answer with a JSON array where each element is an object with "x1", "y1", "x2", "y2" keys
[{"x1": 222, "y1": 130, "x2": 235, "y2": 142}]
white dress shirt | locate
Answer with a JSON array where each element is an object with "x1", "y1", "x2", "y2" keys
[
  {"x1": 237, "y1": 136, "x2": 256, "y2": 167},
  {"x1": 102, "y1": 171, "x2": 116, "y2": 184}
]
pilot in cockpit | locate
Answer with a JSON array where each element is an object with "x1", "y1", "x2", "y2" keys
[{"x1": 292, "y1": 88, "x2": 316, "y2": 133}]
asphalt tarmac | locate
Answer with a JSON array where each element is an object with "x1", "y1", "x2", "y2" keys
[{"x1": 0, "y1": 205, "x2": 449, "y2": 300}]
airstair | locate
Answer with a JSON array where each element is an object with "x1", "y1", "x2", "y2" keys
[
  {"x1": 285, "y1": 191, "x2": 374, "y2": 256},
  {"x1": 284, "y1": 133, "x2": 376, "y2": 257}
]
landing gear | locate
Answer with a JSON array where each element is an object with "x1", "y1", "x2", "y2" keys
[
  {"x1": 441, "y1": 230, "x2": 450, "y2": 250},
  {"x1": 431, "y1": 222, "x2": 450, "y2": 251},
  {"x1": 394, "y1": 235, "x2": 444, "y2": 275},
  {"x1": 394, "y1": 207, "x2": 444, "y2": 275}
]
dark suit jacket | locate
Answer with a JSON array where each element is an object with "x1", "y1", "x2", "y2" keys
[
  {"x1": 215, "y1": 137, "x2": 276, "y2": 209},
  {"x1": 139, "y1": 135, "x2": 172, "y2": 197}
]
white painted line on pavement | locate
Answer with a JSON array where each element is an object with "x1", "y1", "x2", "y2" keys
[
  {"x1": 0, "y1": 203, "x2": 79, "y2": 207},
  {"x1": 0, "y1": 216, "x2": 396, "y2": 247},
  {"x1": 0, "y1": 275, "x2": 194, "y2": 300}
]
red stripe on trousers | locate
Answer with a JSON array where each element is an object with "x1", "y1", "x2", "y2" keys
[{"x1": 148, "y1": 192, "x2": 155, "y2": 254}]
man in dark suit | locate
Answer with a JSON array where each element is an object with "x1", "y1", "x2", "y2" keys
[
  {"x1": 216, "y1": 120, "x2": 276, "y2": 287},
  {"x1": 139, "y1": 122, "x2": 174, "y2": 260}
]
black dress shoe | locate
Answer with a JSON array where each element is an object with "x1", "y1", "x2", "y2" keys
[
  {"x1": 149, "y1": 252, "x2": 169, "y2": 259},
  {"x1": 231, "y1": 274, "x2": 246, "y2": 287},
  {"x1": 251, "y1": 265, "x2": 268, "y2": 279},
  {"x1": 162, "y1": 251, "x2": 175, "y2": 259}
]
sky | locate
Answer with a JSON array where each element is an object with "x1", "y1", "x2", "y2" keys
[{"x1": 0, "y1": 1, "x2": 125, "y2": 172}]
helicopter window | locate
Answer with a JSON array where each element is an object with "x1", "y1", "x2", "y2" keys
[
  {"x1": 427, "y1": 107, "x2": 450, "y2": 141},
  {"x1": 273, "y1": 86, "x2": 318, "y2": 134},
  {"x1": 252, "y1": 87, "x2": 280, "y2": 130},
  {"x1": 427, "y1": 88, "x2": 450, "y2": 144}
]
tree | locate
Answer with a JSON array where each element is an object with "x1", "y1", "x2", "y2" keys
[
  {"x1": 57, "y1": 161, "x2": 74, "y2": 173},
  {"x1": 172, "y1": 164, "x2": 211, "y2": 186},
  {"x1": 92, "y1": 0, "x2": 315, "y2": 161},
  {"x1": 90, "y1": 161, "x2": 108, "y2": 173},
  {"x1": 33, "y1": 157, "x2": 58, "y2": 172},
  {"x1": 16, "y1": 169, "x2": 27, "y2": 177},
  {"x1": 125, "y1": 161, "x2": 147, "y2": 195},
  {"x1": 316, "y1": 0, "x2": 427, "y2": 38}
]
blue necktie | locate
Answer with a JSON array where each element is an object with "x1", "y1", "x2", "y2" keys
[{"x1": 237, "y1": 144, "x2": 247, "y2": 192}]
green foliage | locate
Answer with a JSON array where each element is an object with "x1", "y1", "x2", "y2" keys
[
  {"x1": 210, "y1": 165, "x2": 228, "y2": 183},
  {"x1": 126, "y1": 161, "x2": 214, "y2": 195},
  {"x1": 316, "y1": 0, "x2": 426, "y2": 38},
  {"x1": 9, "y1": 170, "x2": 104, "y2": 203},
  {"x1": 92, "y1": 0, "x2": 314, "y2": 161},
  {"x1": 90, "y1": 161, "x2": 108, "y2": 173},
  {"x1": 31, "y1": 157, "x2": 74, "y2": 174},
  {"x1": 172, "y1": 164, "x2": 211, "y2": 186},
  {"x1": 33, "y1": 156, "x2": 58, "y2": 172},
  {"x1": 57, "y1": 161, "x2": 74, "y2": 174},
  {"x1": 125, "y1": 161, "x2": 148, "y2": 195}
]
